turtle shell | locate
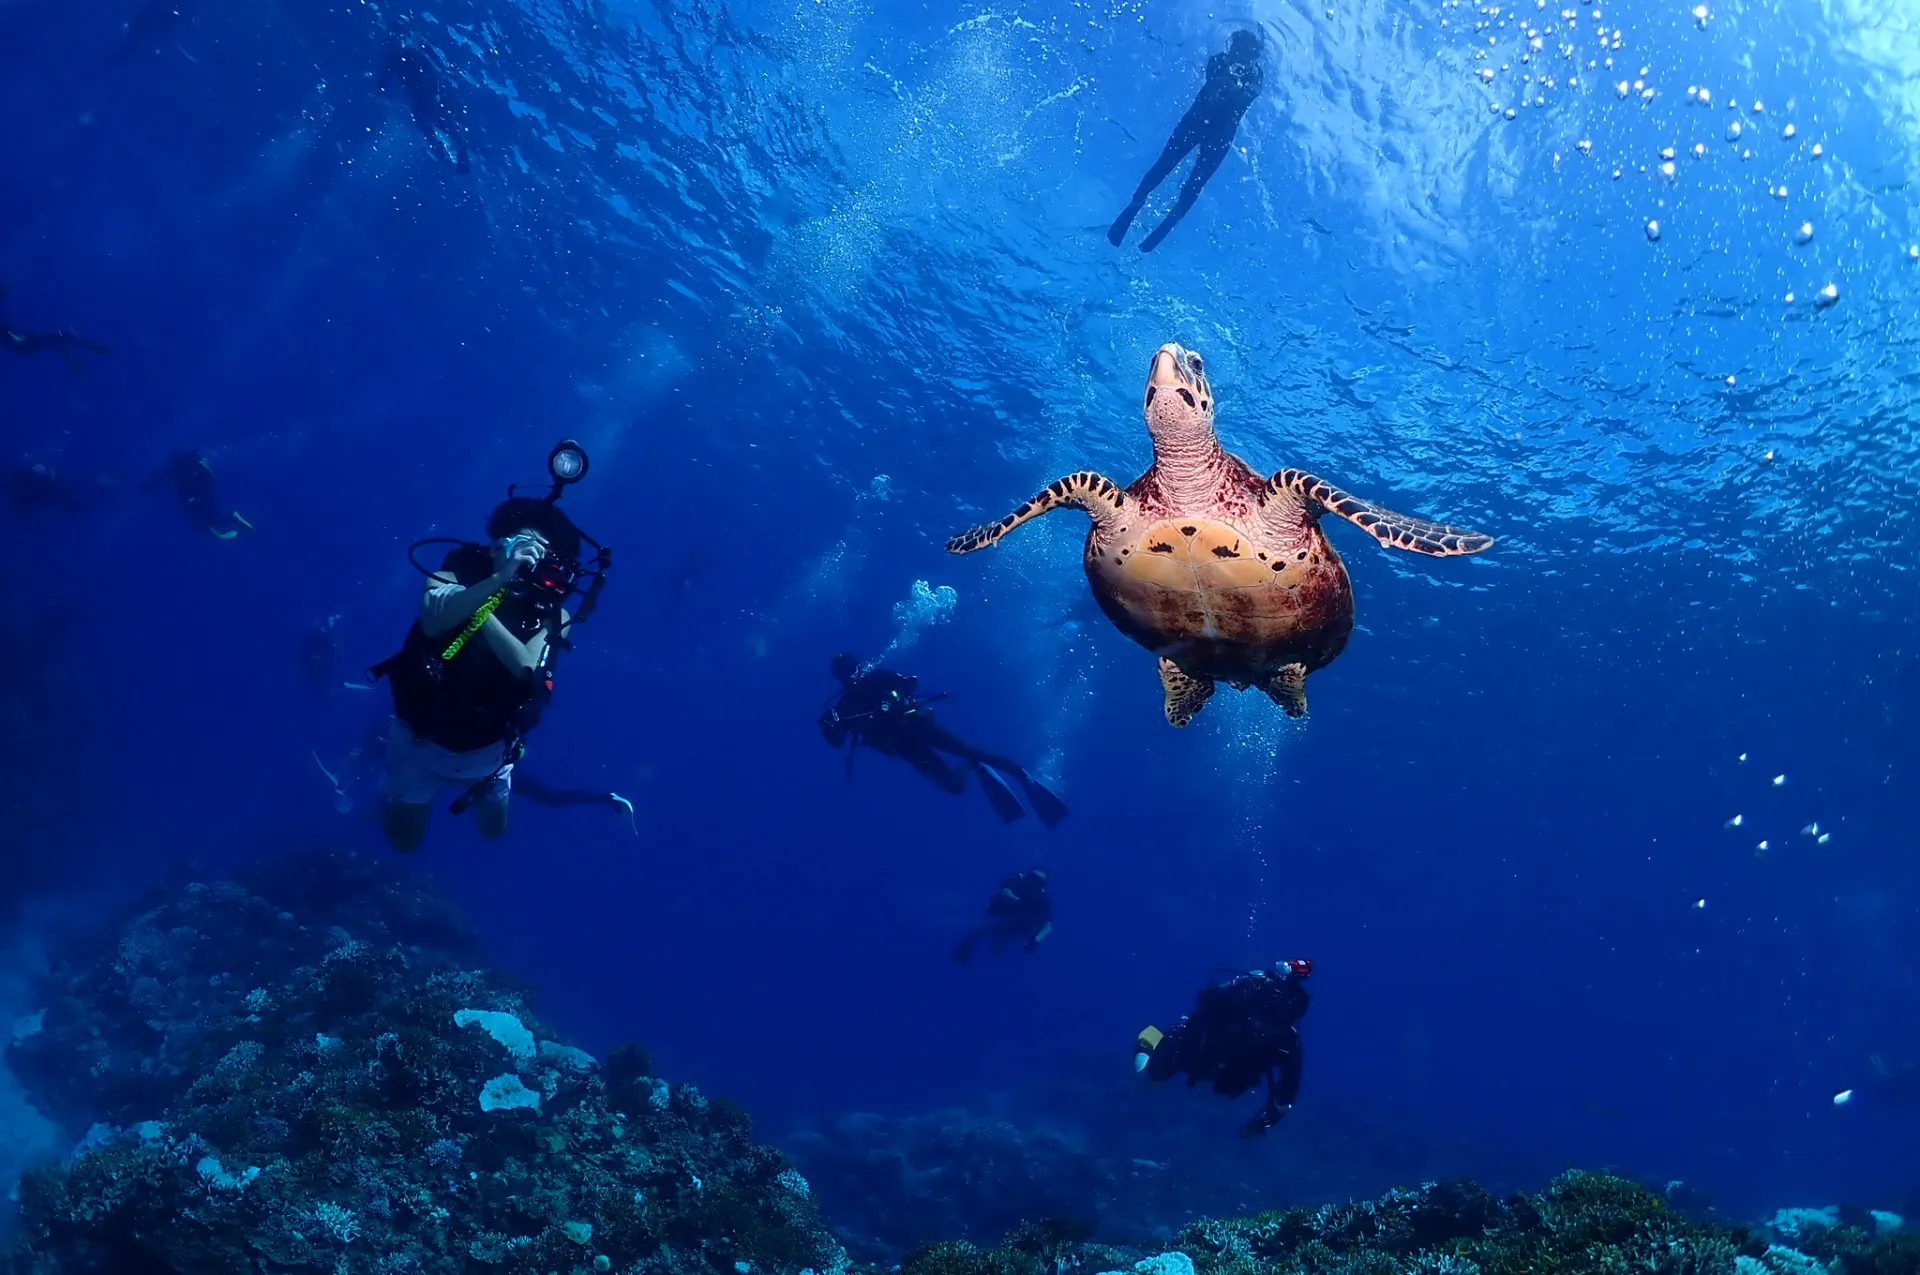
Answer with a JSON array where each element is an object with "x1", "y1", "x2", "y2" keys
[{"x1": 1085, "y1": 517, "x2": 1355, "y2": 681}]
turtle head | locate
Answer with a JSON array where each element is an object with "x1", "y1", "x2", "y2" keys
[{"x1": 1143, "y1": 343, "x2": 1218, "y2": 460}]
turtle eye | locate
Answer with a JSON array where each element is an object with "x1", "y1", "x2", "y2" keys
[{"x1": 1187, "y1": 353, "x2": 1204, "y2": 375}]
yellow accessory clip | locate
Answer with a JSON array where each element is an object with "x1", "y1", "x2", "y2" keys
[
  {"x1": 442, "y1": 590, "x2": 506, "y2": 661},
  {"x1": 1136, "y1": 1025, "x2": 1164, "y2": 1052}
]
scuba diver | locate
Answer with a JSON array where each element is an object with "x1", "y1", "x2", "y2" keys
[
  {"x1": 379, "y1": 40, "x2": 472, "y2": 173},
  {"x1": 818, "y1": 653, "x2": 1068, "y2": 828},
  {"x1": 953, "y1": 868, "x2": 1053, "y2": 963},
  {"x1": 4, "y1": 463, "x2": 113, "y2": 516},
  {"x1": 1107, "y1": 30, "x2": 1264, "y2": 253},
  {"x1": 1134, "y1": 959, "x2": 1312, "y2": 1137},
  {"x1": 145, "y1": 450, "x2": 252, "y2": 539},
  {"x1": 2, "y1": 288, "x2": 111, "y2": 374},
  {"x1": 368, "y1": 440, "x2": 611, "y2": 852}
]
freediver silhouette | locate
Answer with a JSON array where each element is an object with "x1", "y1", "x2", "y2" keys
[
  {"x1": 379, "y1": 41, "x2": 472, "y2": 173},
  {"x1": 1108, "y1": 30, "x2": 1264, "y2": 253},
  {"x1": 1, "y1": 288, "x2": 110, "y2": 374}
]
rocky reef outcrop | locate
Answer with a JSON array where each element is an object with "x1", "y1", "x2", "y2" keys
[
  {"x1": 891, "y1": 1171, "x2": 1920, "y2": 1275},
  {"x1": 2, "y1": 852, "x2": 846, "y2": 1275}
]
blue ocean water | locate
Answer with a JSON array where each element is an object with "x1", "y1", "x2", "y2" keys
[{"x1": 2, "y1": 0, "x2": 1917, "y2": 1237}]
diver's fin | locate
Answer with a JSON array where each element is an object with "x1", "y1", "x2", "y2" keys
[
  {"x1": 1016, "y1": 773, "x2": 1069, "y2": 829},
  {"x1": 1158, "y1": 657, "x2": 1215, "y2": 728},
  {"x1": 232, "y1": 511, "x2": 255, "y2": 537},
  {"x1": 975, "y1": 765, "x2": 1028, "y2": 824},
  {"x1": 1135, "y1": 1024, "x2": 1164, "y2": 1074},
  {"x1": 952, "y1": 929, "x2": 982, "y2": 965},
  {"x1": 1264, "y1": 663, "x2": 1309, "y2": 719}
]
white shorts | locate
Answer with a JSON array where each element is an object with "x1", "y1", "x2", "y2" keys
[{"x1": 382, "y1": 719, "x2": 515, "y2": 807}]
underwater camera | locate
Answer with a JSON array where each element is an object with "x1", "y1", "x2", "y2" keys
[{"x1": 405, "y1": 438, "x2": 614, "y2": 623}]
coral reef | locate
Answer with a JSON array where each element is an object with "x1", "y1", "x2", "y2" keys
[
  {"x1": 888, "y1": 1171, "x2": 1920, "y2": 1275},
  {"x1": 786, "y1": 1111, "x2": 1162, "y2": 1257},
  {"x1": 2, "y1": 852, "x2": 847, "y2": 1275}
]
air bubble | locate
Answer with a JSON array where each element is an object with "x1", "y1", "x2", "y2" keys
[
  {"x1": 1794, "y1": 221, "x2": 1813, "y2": 244},
  {"x1": 1782, "y1": 122, "x2": 1797, "y2": 139},
  {"x1": 1726, "y1": 120, "x2": 1742, "y2": 141},
  {"x1": 1576, "y1": 138, "x2": 1593, "y2": 154},
  {"x1": 1816, "y1": 282, "x2": 1839, "y2": 307},
  {"x1": 1810, "y1": 143, "x2": 1824, "y2": 159},
  {"x1": 1645, "y1": 219, "x2": 1662, "y2": 241}
]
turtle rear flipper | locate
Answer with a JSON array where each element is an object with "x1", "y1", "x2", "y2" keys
[
  {"x1": 1158, "y1": 657, "x2": 1215, "y2": 728},
  {"x1": 1264, "y1": 663, "x2": 1309, "y2": 718},
  {"x1": 1269, "y1": 468, "x2": 1494, "y2": 557}
]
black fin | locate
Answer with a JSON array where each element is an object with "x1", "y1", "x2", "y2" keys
[
  {"x1": 1017, "y1": 773, "x2": 1069, "y2": 829},
  {"x1": 975, "y1": 765, "x2": 1028, "y2": 824},
  {"x1": 952, "y1": 930, "x2": 981, "y2": 964}
]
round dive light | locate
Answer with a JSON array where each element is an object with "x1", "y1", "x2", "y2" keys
[{"x1": 548, "y1": 439, "x2": 589, "y2": 487}]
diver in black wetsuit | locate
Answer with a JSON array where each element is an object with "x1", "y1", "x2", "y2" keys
[
  {"x1": 1108, "y1": 30, "x2": 1264, "y2": 253},
  {"x1": 818, "y1": 652, "x2": 1068, "y2": 828},
  {"x1": 145, "y1": 449, "x2": 253, "y2": 540},
  {"x1": 953, "y1": 868, "x2": 1054, "y2": 963},
  {"x1": 1135, "y1": 959, "x2": 1311, "y2": 1137},
  {"x1": 1, "y1": 288, "x2": 111, "y2": 374},
  {"x1": 380, "y1": 41, "x2": 472, "y2": 173}
]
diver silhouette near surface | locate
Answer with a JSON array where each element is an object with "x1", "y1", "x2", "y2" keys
[
  {"x1": 1108, "y1": 30, "x2": 1264, "y2": 253},
  {"x1": 379, "y1": 41, "x2": 472, "y2": 173},
  {"x1": 819, "y1": 653, "x2": 1068, "y2": 828},
  {"x1": 1, "y1": 288, "x2": 110, "y2": 374}
]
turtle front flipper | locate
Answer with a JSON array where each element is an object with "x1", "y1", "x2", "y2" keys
[
  {"x1": 1263, "y1": 663, "x2": 1309, "y2": 718},
  {"x1": 947, "y1": 471, "x2": 1128, "y2": 554},
  {"x1": 1268, "y1": 469, "x2": 1494, "y2": 557},
  {"x1": 1158, "y1": 657, "x2": 1215, "y2": 728}
]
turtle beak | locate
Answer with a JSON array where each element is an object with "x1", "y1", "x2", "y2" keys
[
  {"x1": 1143, "y1": 343, "x2": 1211, "y2": 421},
  {"x1": 1148, "y1": 344, "x2": 1189, "y2": 392}
]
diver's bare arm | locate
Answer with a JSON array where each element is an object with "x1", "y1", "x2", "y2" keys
[{"x1": 419, "y1": 570, "x2": 514, "y2": 638}]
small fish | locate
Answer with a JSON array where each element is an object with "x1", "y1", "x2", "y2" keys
[
  {"x1": 1800, "y1": 823, "x2": 1821, "y2": 838},
  {"x1": 1772, "y1": 774, "x2": 1787, "y2": 787},
  {"x1": 1738, "y1": 753, "x2": 1749, "y2": 763},
  {"x1": 1757, "y1": 840, "x2": 1770, "y2": 851},
  {"x1": 1817, "y1": 833, "x2": 1831, "y2": 846},
  {"x1": 1724, "y1": 814, "x2": 1744, "y2": 829},
  {"x1": 1693, "y1": 898, "x2": 1707, "y2": 910},
  {"x1": 1834, "y1": 1089, "x2": 1854, "y2": 1106}
]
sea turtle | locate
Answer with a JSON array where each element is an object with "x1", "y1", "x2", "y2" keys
[{"x1": 945, "y1": 342, "x2": 1494, "y2": 727}]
